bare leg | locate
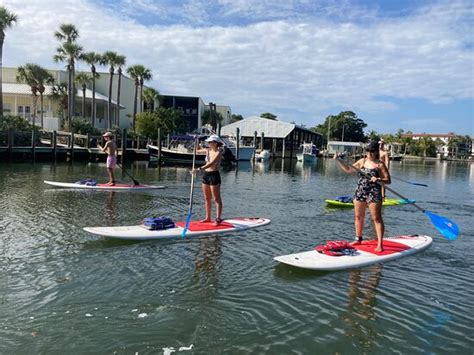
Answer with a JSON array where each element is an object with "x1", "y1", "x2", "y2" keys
[
  {"x1": 210, "y1": 184, "x2": 222, "y2": 224},
  {"x1": 368, "y1": 201, "x2": 384, "y2": 252},
  {"x1": 353, "y1": 200, "x2": 366, "y2": 244},
  {"x1": 106, "y1": 168, "x2": 115, "y2": 185},
  {"x1": 110, "y1": 168, "x2": 115, "y2": 185},
  {"x1": 201, "y1": 184, "x2": 212, "y2": 222}
]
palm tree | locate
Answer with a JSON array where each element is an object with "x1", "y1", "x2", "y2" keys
[
  {"x1": 115, "y1": 54, "x2": 126, "y2": 126},
  {"x1": 53, "y1": 23, "x2": 81, "y2": 130},
  {"x1": 16, "y1": 64, "x2": 39, "y2": 127},
  {"x1": 75, "y1": 73, "x2": 92, "y2": 119},
  {"x1": 126, "y1": 65, "x2": 141, "y2": 132},
  {"x1": 101, "y1": 51, "x2": 120, "y2": 129},
  {"x1": 51, "y1": 82, "x2": 69, "y2": 122},
  {"x1": 142, "y1": 87, "x2": 160, "y2": 112},
  {"x1": 80, "y1": 51, "x2": 101, "y2": 126},
  {"x1": 139, "y1": 67, "x2": 152, "y2": 113},
  {"x1": 0, "y1": 6, "x2": 18, "y2": 116}
]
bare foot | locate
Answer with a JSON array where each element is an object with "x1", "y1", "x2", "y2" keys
[
  {"x1": 200, "y1": 218, "x2": 211, "y2": 223},
  {"x1": 213, "y1": 218, "x2": 223, "y2": 226},
  {"x1": 351, "y1": 237, "x2": 363, "y2": 245},
  {"x1": 374, "y1": 246, "x2": 384, "y2": 252}
]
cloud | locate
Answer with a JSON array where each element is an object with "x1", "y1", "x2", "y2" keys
[{"x1": 1, "y1": 0, "x2": 472, "y2": 131}]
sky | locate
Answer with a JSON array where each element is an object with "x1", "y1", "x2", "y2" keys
[{"x1": 2, "y1": 0, "x2": 473, "y2": 135}]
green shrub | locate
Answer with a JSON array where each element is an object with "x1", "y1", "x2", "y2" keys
[{"x1": 0, "y1": 115, "x2": 34, "y2": 131}]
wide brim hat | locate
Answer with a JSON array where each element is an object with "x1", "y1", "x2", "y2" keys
[{"x1": 102, "y1": 132, "x2": 113, "y2": 137}]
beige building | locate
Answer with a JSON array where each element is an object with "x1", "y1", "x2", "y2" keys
[{"x1": 2, "y1": 66, "x2": 133, "y2": 130}]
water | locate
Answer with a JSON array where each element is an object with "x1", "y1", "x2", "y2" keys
[{"x1": 0, "y1": 159, "x2": 473, "y2": 354}]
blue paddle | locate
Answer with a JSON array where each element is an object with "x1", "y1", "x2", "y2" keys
[
  {"x1": 336, "y1": 158, "x2": 459, "y2": 240},
  {"x1": 182, "y1": 137, "x2": 199, "y2": 237},
  {"x1": 392, "y1": 176, "x2": 428, "y2": 187}
]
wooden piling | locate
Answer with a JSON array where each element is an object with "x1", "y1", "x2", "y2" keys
[
  {"x1": 7, "y1": 129, "x2": 13, "y2": 158},
  {"x1": 31, "y1": 130, "x2": 36, "y2": 161},
  {"x1": 272, "y1": 138, "x2": 276, "y2": 159},
  {"x1": 260, "y1": 132, "x2": 265, "y2": 151},
  {"x1": 52, "y1": 131, "x2": 57, "y2": 160},
  {"x1": 70, "y1": 132, "x2": 75, "y2": 160},
  {"x1": 121, "y1": 128, "x2": 127, "y2": 163},
  {"x1": 282, "y1": 138, "x2": 286, "y2": 159},
  {"x1": 236, "y1": 128, "x2": 240, "y2": 161},
  {"x1": 157, "y1": 127, "x2": 162, "y2": 164}
]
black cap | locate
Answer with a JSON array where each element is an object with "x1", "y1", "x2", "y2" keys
[{"x1": 366, "y1": 141, "x2": 379, "y2": 152}]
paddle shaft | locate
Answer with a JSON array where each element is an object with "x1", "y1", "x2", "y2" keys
[
  {"x1": 117, "y1": 162, "x2": 139, "y2": 185},
  {"x1": 336, "y1": 158, "x2": 425, "y2": 212},
  {"x1": 182, "y1": 138, "x2": 198, "y2": 236},
  {"x1": 391, "y1": 175, "x2": 428, "y2": 187},
  {"x1": 188, "y1": 139, "x2": 198, "y2": 212}
]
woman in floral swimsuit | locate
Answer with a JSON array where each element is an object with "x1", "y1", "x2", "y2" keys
[{"x1": 335, "y1": 141, "x2": 391, "y2": 252}]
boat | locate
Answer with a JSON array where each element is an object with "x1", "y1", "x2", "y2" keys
[
  {"x1": 255, "y1": 149, "x2": 271, "y2": 161},
  {"x1": 296, "y1": 143, "x2": 319, "y2": 162},
  {"x1": 147, "y1": 133, "x2": 236, "y2": 165},
  {"x1": 220, "y1": 136, "x2": 255, "y2": 161}
]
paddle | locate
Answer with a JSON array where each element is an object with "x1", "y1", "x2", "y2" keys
[
  {"x1": 182, "y1": 137, "x2": 199, "y2": 237},
  {"x1": 117, "y1": 162, "x2": 140, "y2": 186},
  {"x1": 335, "y1": 157, "x2": 459, "y2": 240},
  {"x1": 391, "y1": 175, "x2": 428, "y2": 187}
]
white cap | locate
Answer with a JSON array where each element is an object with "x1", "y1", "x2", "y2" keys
[
  {"x1": 102, "y1": 131, "x2": 113, "y2": 137},
  {"x1": 205, "y1": 134, "x2": 222, "y2": 144}
]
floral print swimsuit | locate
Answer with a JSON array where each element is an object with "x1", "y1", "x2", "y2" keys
[{"x1": 353, "y1": 161, "x2": 382, "y2": 204}]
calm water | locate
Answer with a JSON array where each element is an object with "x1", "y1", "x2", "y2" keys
[{"x1": 0, "y1": 158, "x2": 473, "y2": 354}]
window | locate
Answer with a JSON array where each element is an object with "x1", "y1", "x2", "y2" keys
[
  {"x1": 3, "y1": 104, "x2": 11, "y2": 113},
  {"x1": 18, "y1": 105, "x2": 32, "y2": 119}
]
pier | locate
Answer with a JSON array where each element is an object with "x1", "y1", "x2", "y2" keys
[{"x1": 0, "y1": 129, "x2": 149, "y2": 162}]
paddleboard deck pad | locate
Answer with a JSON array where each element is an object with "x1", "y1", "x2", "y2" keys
[
  {"x1": 84, "y1": 217, "x2": 270, "y2": 240},
  {"x1": 325, "y1": 197, "x2": 415, "y2": 208},
  {"x1": 274, "y1": 235, "x2": 432, "y2": 271},
  {"x1": 44, "y1": 180, "x2": 165, "y2": 190}
]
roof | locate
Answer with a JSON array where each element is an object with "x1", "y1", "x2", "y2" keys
[
  {"x1": 328, "y1": 141, "x2": 363, "y2": 146},
  {"x1": 221, "y1": 116, "x2": 321, "y2": 139},
  {"x1": 2, "y1": 83, "x2": 122, "y2": 106},
  {"x1": 401, "y1": 133, "x2": 455, "y2": 138}
]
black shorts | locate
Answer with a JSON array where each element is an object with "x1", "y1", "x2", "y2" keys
[{"x1": 202, "y1": 171, "x2": 221, "y2": 186}]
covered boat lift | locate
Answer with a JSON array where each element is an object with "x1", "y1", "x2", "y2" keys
[{"x1": 220, "y1": 116, "x2": 322, "y2": 159}]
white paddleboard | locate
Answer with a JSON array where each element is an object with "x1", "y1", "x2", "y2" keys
[
  {"x1": 274, "y1": 235, "x2": 432, "y2": 271},
  {"x1": 84, "y1": 217, "x2": 270, "y2": 240},
  {"x1": 44, "y1": 180, "x2": 165, "y2": 190}
]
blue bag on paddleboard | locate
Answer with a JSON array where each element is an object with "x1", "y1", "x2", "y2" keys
[
  {"x1": 76, "y1": 178, "x2": 97, "y2": 186},
  {"x1": 335, "y1": 196, "x2": 353, "y2": 203},
  {"x1": 142, "y1": 216, "x2": 175, "y2": 230}
]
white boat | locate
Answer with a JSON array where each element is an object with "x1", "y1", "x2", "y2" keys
[
  {"x1": 255, "y1": 149, "x2": 271, "y2": 161},
  {"x1": 296, "y1": 143, "x2": 319, "y2": 162},
  {"x1": 220, "y1": 136, "x2": 255, "y2": 161}
]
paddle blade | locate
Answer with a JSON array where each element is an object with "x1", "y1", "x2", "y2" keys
[
  {"x1": 424, "y1": 210, "x2": 459, "y2": 240},
  {"x1": 181, "y1": 211, "x2": 192, "y2": 237},
  {"x1": 412, "y1": 182, "x2": 428, "y2": 187}
]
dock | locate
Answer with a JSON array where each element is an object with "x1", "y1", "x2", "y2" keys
[{"x1": 0, "y1": 129, "x2": 149, "y2": 162}]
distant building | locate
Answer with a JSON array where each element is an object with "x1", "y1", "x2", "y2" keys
[
  {"x1": 221, "y1": 116, "x2": 323, "y2": 151},
  {"x1": 327, "y1": 141, "x2": 364, "y2": 157},
  {"x1": 160, "y1": 95, "x2": 206, "y2": 132},
  {"x1": 401, "y1": 132, "x2": 458, "y2": 158},
  {"x1": 2, "y1": 66, "x2": 233, "y2": 133},
  {"x1": 2, "y1": 66, "x2": 132, "y2": 130}
]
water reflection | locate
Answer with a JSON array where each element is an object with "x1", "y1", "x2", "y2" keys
[
  {"x1": 104, "y1": 191, "x2": 118, "y2": 225},
  {"x1": 342, "y1": 264, "x2": 382, "y2": 350},
  {"x1": 193, "y1": 237, "x2": 222, "y2": 292}
]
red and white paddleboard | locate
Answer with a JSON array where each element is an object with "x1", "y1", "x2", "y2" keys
[
  {"x1": 44, "y1": 180, "x2": 165, "y2": 190},
  {"x1": 274, "y1": 235, "x2": 432, "y2": 271},
  {"x1": 84, "y1": 217, "x2": 270, "y2": 240}
]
